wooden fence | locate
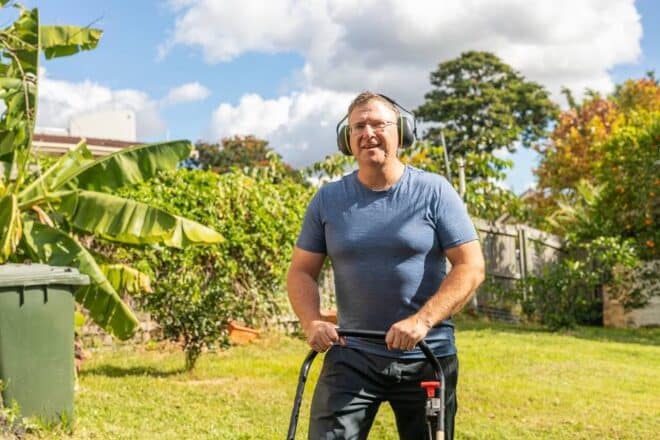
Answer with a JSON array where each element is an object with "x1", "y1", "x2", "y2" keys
[
  {"x1": 474, "y1": 218, "x2": 563, "y2": 283},
  {"x1": 472, "y1": 218, "x2": 563, "y2": 320}
]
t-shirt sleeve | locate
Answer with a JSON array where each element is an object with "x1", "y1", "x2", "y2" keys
[
  {"x1": 296, "y1": 190, "x2": 327, "y2": 254},
  {"x1": 434, "y1": 177, "x2": 479, "y2": 249}
]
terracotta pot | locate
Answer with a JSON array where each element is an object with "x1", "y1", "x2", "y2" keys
[{"x1": 228, "y1": 320, "x2": 260, "y2": 345}]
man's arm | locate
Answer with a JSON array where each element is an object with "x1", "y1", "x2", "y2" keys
[
  {"x1": 385, "y1": 239, "x2": 485, "y2": 351},
  {"x1": 287, "y1": 247, "x2": 341, "y2": 352}
]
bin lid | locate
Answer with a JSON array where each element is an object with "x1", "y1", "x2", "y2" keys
[{"x1": 0, "y1": 264, "x2": 90, "y2": 288}]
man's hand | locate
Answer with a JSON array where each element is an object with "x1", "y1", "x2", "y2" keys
[
  {"x1": 303, "y1": 320, "x2": 344, "y2": 353},
  {"x1": 385, "y1": 315, "x2": 432, "y2": 351}
]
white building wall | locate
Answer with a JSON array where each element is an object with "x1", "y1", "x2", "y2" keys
[
  {"x1": 69, "y1": 110, "x2": 136, "y2": 142},
  {"x1": 626, "y1": 296, "x2": 660, "y2": 327}
]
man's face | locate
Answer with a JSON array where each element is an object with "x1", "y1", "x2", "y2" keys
[{"x1": 348, "y1": 99, "x2": 399, "y2": 167}]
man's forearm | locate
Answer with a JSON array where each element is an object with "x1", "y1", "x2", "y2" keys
[
  {"x1": 287, "y1": 270, "x2": 323, "y2": 329},
  {"x1": 414, "y1": 263, "x2": 485, "y2": 328}
]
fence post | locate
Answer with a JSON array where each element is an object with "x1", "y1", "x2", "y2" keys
[{"x1": 517, "y1": 226, "x2": 528, "y2": 300}]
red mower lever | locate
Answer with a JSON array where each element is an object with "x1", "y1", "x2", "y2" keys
[{"x1": 420, "y1": 381, "x2": 440, "y2": 398}]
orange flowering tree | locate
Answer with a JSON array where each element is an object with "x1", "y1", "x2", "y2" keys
[{"x1": 530, "y1": 77, "x2": 659, "y2": 259}]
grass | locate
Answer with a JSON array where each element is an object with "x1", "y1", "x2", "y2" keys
[{"x1": 21, "y1": 321, "x2": 660, "y2": 439}]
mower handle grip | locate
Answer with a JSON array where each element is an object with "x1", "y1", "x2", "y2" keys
[
  {"x1": 335, "y1": 328, "x2": 443, "y2": 381},
  {"x1": 336, "y1": 329, "x2": 386, "y2": 339}
]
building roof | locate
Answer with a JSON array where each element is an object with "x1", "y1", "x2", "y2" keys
[{"x1": 32, "y1": 133, "x2": 136, "y2": 157}]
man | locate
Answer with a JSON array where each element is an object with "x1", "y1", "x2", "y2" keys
[{"x1": 287, "y1": 91, "x2": 485, "y2": 439}]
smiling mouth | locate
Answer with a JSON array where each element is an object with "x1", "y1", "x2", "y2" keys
[{"x1": 361, "y1": 142, "x2": 381, "y2": 150}]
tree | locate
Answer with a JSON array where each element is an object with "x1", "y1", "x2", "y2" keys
[
  {"x1": 194, "y1": 135, "x2": 303, "y2": 183},
  {"x1": 594, "y1": 110, "x2": 658, "y2": 259},
  {"x1": 614, "y1": 73, "x2": 659, "y2": 112},
  {"x1": 195, "y1": 136, "x2": 282, "y2": 170},
  {"x1": 533, "y1": 77, "x2": 658, "y2": 201},
  {"x1": 194, "y1": 135, "x2": 272, "y2": 172},
  {"x1": 532, "y1": 95, "x2": 619, "y2": 205},
  {"x1": 0, "y1": 4, "x2": 222, "y2": 339},
  {"x1": 416, "y1": 51, "x2": 558, "y2": 157},
  {"x1": 530, "y1": 78, "x2": 659, "y2": 258}
]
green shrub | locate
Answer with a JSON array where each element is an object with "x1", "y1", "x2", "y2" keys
[
  {"x1": 110, "y1": 165, "x2": 312, "y2": 369},
  {"x1": 523, "y1": 236, "x2": 644, "y2": 329},
  {"x1": 524, "y1": 259, "x2": 601, "y2": 329}
]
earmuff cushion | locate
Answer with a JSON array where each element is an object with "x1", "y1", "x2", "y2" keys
[
  {"x1": 337, "y1": 125, "x2": 351, "y2": 155},
  {"x1": 399, "y1": 116, "x2": 415, "y2": 149}
]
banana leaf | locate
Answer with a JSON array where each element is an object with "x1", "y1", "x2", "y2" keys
[
  {"x1": 54, "y1": 140, "x2": 192, "y2": 192},
  {"x1": 21, "y1": 221, "x2": 138, "y2": 339},
  {"x1": 0, "y1": 194, "x2": 21, "y2": 262},
  {"x1": 101, "y1": 264, "x2": 152, "y2": 294},
  {"x1": 0, "y1": 7, "x2": 38, "y2": 158},
  {"x1": 4, "y1": 7, "x2": 38, "y2": 75},
  {"x1": 40, "y1": 25, "x2": 102, "y2": 59},
  {"x1": 0, "y1": 78, "x2": 35, "y2": 100},
  {"x1": 18, "y1": 139, "x2": 95, "y2": 205},
  {"x1": 58, "y1": 190, "x2": 223, "y2": 247},
  {"x1": 0, "y1": 131, "x2": 16, "y2": 156},
  {"x1": 0, "y1": 78, "x2": 23, "y2": 91}
]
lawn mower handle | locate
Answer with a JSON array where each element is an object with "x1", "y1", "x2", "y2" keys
[{"x1": 286, "y1": 328, "x2": 446, "y2": 440}]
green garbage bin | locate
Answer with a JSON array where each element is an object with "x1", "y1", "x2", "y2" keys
[{"x1": 0, "y1": 264, "x2": 89, "y2": 423}]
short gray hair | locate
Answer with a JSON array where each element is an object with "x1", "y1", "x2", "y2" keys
[{"x1": 347, "y1": 91, "x2": 400, "y2": 119}]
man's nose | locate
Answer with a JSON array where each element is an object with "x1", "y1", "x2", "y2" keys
[{"x1": 362, "y1": 124, "x2": 377, "y2": 135}]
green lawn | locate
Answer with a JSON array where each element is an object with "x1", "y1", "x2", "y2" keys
[{"x1": 29, "y1": 322, "x2": 660, "y2": 439}]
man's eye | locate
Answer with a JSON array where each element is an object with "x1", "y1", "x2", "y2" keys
[{"x1": 354, "y1": 123, "x2": 366, "y2": 130}]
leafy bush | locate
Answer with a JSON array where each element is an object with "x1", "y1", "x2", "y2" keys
[
  {"x1": 607, "y1": 259, "x2": 660, "y2": 311},
  {"x1": 523, "y1": 237, "x2": 644, "y2": 330},
  {"x1": 110, "y1": 163, "x2": 313, "y2": 369},
  {"x1": 524, "y1": 259, "x2": 601, "y2": 330},
  {"x1": 478, "y1": 275, "x2": 526, "y2": 312}
]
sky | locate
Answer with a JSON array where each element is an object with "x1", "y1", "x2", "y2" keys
[{"x1": 7, "y1": 0, "x2": 659, "y2": 193}]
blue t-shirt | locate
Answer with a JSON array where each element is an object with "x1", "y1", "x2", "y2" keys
[{"x1": 296, "y1": 165, "x2": 478, "y2": 359}]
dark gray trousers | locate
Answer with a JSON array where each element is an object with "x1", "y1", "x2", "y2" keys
[{"x1": 309, "y1": 346, "x2": 458, "y2": 440}]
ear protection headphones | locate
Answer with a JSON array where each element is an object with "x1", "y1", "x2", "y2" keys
[{"x1": 336, "y1": 94, "x2": 417, "y2": 156}]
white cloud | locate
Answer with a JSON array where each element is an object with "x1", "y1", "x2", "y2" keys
[
  {"x1": 37, "y1": 69, "x2": 166, "y2": 140},
  {"x1": 162, "y1": 82, "x2": 210, "y2": 105},
  {"x1": 160, "y1": 0, "x2": 341, "y2": 64},
  {"x1": 164, "y1": 0, "x2": 641, "y2": 103},
  {"x1": 208, "y1": 89, "x2": 354, "y2": 167},
  {"x1": 165, "y1": 0, "x2": 642, "y2": 167}
]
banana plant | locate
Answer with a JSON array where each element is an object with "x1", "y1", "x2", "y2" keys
[{"x1": 0, "y1": 4, "x2": 223, "y2": 339}]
